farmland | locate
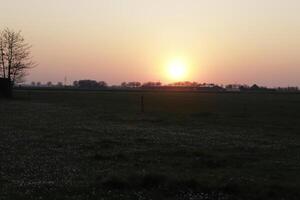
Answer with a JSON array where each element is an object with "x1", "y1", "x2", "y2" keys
[{"x1": 1, "y1": 90, "x2": 300, "y2": 199}]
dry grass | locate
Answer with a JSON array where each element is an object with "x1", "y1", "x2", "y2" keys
[{"x1": 0, "y1": 90, "x2": 300, "y2": 199}]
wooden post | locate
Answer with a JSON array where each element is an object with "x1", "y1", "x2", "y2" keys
[{"x1": 141, "y1": 95, "x2": 144, "y2": 113}]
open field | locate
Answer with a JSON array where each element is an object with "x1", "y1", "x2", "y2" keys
[{"x1": 1, "y1": 90, "x2": 300, "y2": 199}]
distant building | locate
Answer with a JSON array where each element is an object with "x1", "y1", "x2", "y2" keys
[
  {"x1": 225, "y1": 84, "x2": 241, "y2": 92},
  {"x1": 277, "y1": 87, "x2": 299, "y2": 92}
]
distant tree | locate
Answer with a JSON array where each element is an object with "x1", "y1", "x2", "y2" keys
[
  {"x1": 73, "y1": 81, "x2": 79, "y2": 87},
  {"x1": 31, "y1": 81, "x2": 36, "y2": 86},
  {"x1": 239, "y1": 84, "x2": 250, "y2": 91},
  {"x1": 78, "y1": 80, "x2": 98, "y2": 88},
  {"x1": 121, "y1": 82, "x2": 127, "y2": 87},
  {"x1": 46, "y1": 81, "x2": 52, "y2": 87},
  {"x1": 170, "y1": 81, "x2": 193, "y2": 87},
  {"x1": 98, "y1": 81, "x2": 107, "y2": 88},
  {"x1": 36, "y1": 82, "x2": 41, "y2": 87},
  {"x1": 142, "y1": 82, "x2": 162, "y2": 88},
  {"x1": 136, "y1": 82, "x2": 141, "y2": 87},
  {"x1": 127, "y1": 82, "x2": 134, "y2": 87},
  {"x1": 192, "y1": 82, "x2": 198, "y2": 87},
  {"x1": 57, "y1": 82, "x2": 63, "y2": 87},
  {"x1": 155, "y1": 82, "x2": 161, "y2": 87},
  {"x1": 0, "y1": 28, "x2": 35, "y2": 84},
  {"x1": 125, "y1": 82, "x2": 142, "y2": 88},
  {"x1": 75, "y1": 80, "x2": 107, "y2": 88}
]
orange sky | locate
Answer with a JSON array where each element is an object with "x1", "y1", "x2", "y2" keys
[{"x1": 1, "y1": 0, "x2": 300, "y2": 86}]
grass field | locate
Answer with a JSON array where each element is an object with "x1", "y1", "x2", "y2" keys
[{"x1": 1, "y1": 90, "x2": 300, "y2": 199}]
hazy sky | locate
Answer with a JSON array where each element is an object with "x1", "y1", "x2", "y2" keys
[{"x1": 1, "y1": 0, "x2": 300, "y2": 86}]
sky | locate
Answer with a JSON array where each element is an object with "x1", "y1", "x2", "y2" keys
[{"x1": 0, "y1": 0, "x2": 300, "y2": 86}]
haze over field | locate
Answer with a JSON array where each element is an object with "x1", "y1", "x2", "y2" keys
[{"x1": 1, "y1": 0, "x2": 300, "y2": 86}]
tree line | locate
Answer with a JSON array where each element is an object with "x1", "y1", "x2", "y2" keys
[{"x1": 25, "y1": 80, "x2": 299, "y2": 92}]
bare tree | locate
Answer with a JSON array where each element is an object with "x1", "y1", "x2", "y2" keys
[
  {"x1": 0, "y1": 28, "x2": 35, "y2": 84},
  {"x1": 0, "y1": 31, "x2": 7, "y2": 78}
]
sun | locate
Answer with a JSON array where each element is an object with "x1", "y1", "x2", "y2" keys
[{"x1": 167, "y1": 58, "x2": 188, "y2": 81}]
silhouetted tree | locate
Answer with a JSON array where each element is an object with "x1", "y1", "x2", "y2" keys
[
  {"x1": 123, "y1": 82, "x2": 142, "y2": 88},
  {"x1": 0, "y1": 28, "x2": 35, "y2": 84},
  {"x1": 136, "y1": 82, "x2": 142, "y2": 87},
  {"x1": 73, "y1": 81, "x2": 79, "y2": 87},
  {"x1": 57, "y1": 82, "x2": 63, "y2": 87},
  {"x1": 142, "y1": 82, "x2": 161, "y2": 88},
  {"x1": 120, "y1": 82, "x2": 141, "y2": 88},
  {"x1": 78, "y1": 80, "x2": 98, "y2": 88},
  {"x1": 121, "y1": 82, "x2": 127, "y2": 87},
  {"x1": 98, "y1": 81, "x2": 107, "y2": 88},
  {"x1": 46, "y1": 81, "x2": 52, "y2": 87},
  {"x1": 74, "y1": 80, "x2": 108, "y2": 88},
  {"x1": 169, "y1": 81, "x2": 195, "y2": 87}
]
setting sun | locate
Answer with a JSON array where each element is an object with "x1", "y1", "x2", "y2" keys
[{"x1": 167, "y1": 58, "x2": 188, "y2": 81}]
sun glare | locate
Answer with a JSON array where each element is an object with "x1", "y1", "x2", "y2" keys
[{"x1": 167, "y1": 58, "x2": 188, "y2": 81}]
